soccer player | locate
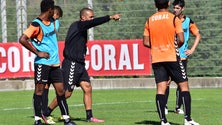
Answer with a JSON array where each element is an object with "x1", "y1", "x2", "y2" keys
[
  {"x1": 41, "y1": 5, "x2": 63, "y2": 121},
  {"x1": 19, "y1": 0, "x2": 75, "y2": 125},
  {"x1": 164, "y1": 0, "x2": 201, "y2": 115},
  {"x1": 143, "y1": 0, "x2": 199, "y2": 125},
  {"x1": 43, "y1": 7, "x2": 121, "y2": 123},
  {"x1": 53, "y1": 5, "x2": 63, "y2": 33}
]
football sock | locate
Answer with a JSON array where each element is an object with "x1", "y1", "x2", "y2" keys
[
  {"x1": 42, "y1": 88, "x2": 49, "y2": 115},
  {"x1": 57, "y1": 94, "x2": 69, "y2": 115},
  {"x1": 43, "y1": 106, "x2": 52, "y2": 117},
  {"x1": 86, "y1": 109, "x2": 93, "y2": 120},
  {"x1": 175, "y1": 87, "x2": 182, "y2": 109},
  {"x1": 165, "y1": 86, "x2": 170, "y2": 109},
  {"x1": 156, "y1": 94, "x2": 167, "y2": 122},
  {"x1": 63, "y1": 115, "x2": 70, "y2": 123},
  {"x1": 33, "y1": 94, "x2": 42, "y2": 117},
  {"x1": 181, "y1": 91, "x2": 191, "y2": 121}
]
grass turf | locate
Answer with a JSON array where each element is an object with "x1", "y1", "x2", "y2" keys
[{"x1": 0, "y1": 88, "x2": 221, "y2": 125}]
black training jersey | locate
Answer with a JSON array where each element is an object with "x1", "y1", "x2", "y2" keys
[{"x1": 63, "y1": 15, "x2": 110, "y2": 63}]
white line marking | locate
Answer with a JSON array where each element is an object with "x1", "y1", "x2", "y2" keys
[
  {"x1": 0, "y1": 99, "x2": 203, "y2": 111},
  {"x1": 0, "y1": 100, "x2": 152, "y2": 111}
]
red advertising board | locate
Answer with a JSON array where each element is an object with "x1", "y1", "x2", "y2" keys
[{"x1": 0, "y1": 39, "x2": 151, "y2": 79}]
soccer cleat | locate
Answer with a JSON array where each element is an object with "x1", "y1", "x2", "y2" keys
[
  {"x1": 64, "y1": 121, "x2": 77, "y2": 125},
  {"x1": 59, "y1": 115, "x2": 75, "y2": 121},
  {"x1": 64, "y1": 118, "x2": 77, "y2": 125},
  {"x1": 47, "y1": 116, "x2": 54, "y2": 120},
  {"x1": 184, "y1": 119, "x2": 200, "y2": 125},
  {"x1": 165, "y1": 107, "x2": 168, "y2": 115},
  {"x1": 34, "y1": 120, "x2": 43, "y2": 125},
  {"x1": 174, "y1": 108, "x2": 184, "y2": 114},
  {"x1": 161, "y1": 121, "x2": 171, "y2": 125},
  {"x1": 87, "y1": 117, "x2": 105, "y2": 123},
  {"x1": 41, "y1": 114, "x2": 56, "y2": 124}
]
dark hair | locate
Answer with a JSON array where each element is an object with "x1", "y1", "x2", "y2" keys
[
  {"x1": 54, "y1": 5, "x2": 63, "y2": 17},
  {"x1": 154, "y1": 0, "x2": 169, "y2": 9},
  {"x1": 172, "y1": 0, "x2": 185, "y2": 7},
  {"x1": 40, "y1": 0, "x2": 54, "y2": 13},
  {"x1": 80, "y1": 7, "x2": 93, "y2": 19}
]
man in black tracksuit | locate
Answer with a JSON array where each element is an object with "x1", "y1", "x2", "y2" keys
[{"x1": 46, "y1": 7, "x2": 121, "y2": 122}]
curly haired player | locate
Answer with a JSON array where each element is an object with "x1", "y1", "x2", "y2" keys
[{"x1": 19, "y1": 0, "x2": 75, "y2": 125}]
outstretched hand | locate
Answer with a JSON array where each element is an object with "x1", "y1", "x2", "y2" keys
[{"x1": 110, "y1": 14, "x2": 121, "y2": 21}]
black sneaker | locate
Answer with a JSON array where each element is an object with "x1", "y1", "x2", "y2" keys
[
  {"x1": 64, "y1": 118, "x2": 77, "y2": 125},
  {"x1": 34, "y1": 120, "x2": 43, "y2": 125}
]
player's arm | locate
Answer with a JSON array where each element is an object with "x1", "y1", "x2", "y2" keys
[
  {"x1": 19, "y1": 34, "x2": 38, "y2": 55},
  {"x1": 175, "y1": 17, "x2": 184, "y2": 47},
  {"x1": 177, "y1": 32, "x2": 184, "y2": 47},
  {"x1": 143, "y1": 36, "x2": 151, "y2": 48},
  {"x1": 143, "y1": 20, "x2": 151, "y2": 48},
  {"x1": 185, "y1": 21, "x2": 201, "y2": 56},
  {"x1": 19, "y1": 23, "x2": 49, "y2": 59},
  {"x1": 80, "y1": 14, "x2": 121, "y2": 30}
]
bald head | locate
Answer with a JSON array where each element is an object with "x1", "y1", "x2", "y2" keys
[{"x1": 80, "y1": 8, "x2": 94, "y2": 21}]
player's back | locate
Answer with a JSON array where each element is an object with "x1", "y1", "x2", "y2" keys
[{"x1": 148, "y1": 11, "x2": 182, "y2": 63}]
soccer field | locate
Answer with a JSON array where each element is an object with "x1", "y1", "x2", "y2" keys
[{"x1": 0, "y1": 88, "x2": 221, "y2": 125}]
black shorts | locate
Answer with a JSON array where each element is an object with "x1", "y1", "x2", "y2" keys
[
  {"x1": 182, "y1": 59, "x2": 188, "y2": 71},
  {"x1": 152, "y1": 60, "x2": 188, "y2": 84},
  {"x1": 34, "y1": 64, "x2": 63, "y2": 84},
  {"x1": 62, "y1": 59, "x2": 90, "y2": 92}
]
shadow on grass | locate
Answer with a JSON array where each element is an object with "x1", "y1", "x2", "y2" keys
[
  {"x1": 135, "y1": 120, "x2": 180, "y2": 125},
  {"x1": 141, "y1": 109, "x2": 182, "y2": 125},
  {"x1": 135, "y1": 120, "x2": 160, "y2": 125},
  {"x1": 56, "y1": 117, "x2": 86, "y2": 122},
  {"x1": 168, "y1": 109, "x2": 177, "y2": 113},
  {"x1": 28, "y1": 115, "x2": 87, "y2": 123}
]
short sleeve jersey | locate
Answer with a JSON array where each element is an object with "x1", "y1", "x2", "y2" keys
[
  {"x1": 144, "y1": 11, "x2": 183, "y2": 63},
  {"x1": 23, "y1": 18, "x2": 60, "y2": 65}
]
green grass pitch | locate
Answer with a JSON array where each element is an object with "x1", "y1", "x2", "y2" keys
[{"x1": 0, "y1": 88, "x2": 221, "y2": 125}]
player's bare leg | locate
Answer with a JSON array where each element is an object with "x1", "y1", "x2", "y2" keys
[{"x1": 80, "y1": 81, "x2": 104, "y2": 122}]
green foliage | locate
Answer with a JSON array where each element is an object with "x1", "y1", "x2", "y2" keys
[
  {"x1": 1, "y1": 0, "x2": 222, "y2": 76},
  {"x1": 184, "y1": 0, "x2": 222, "y2": 76}
]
